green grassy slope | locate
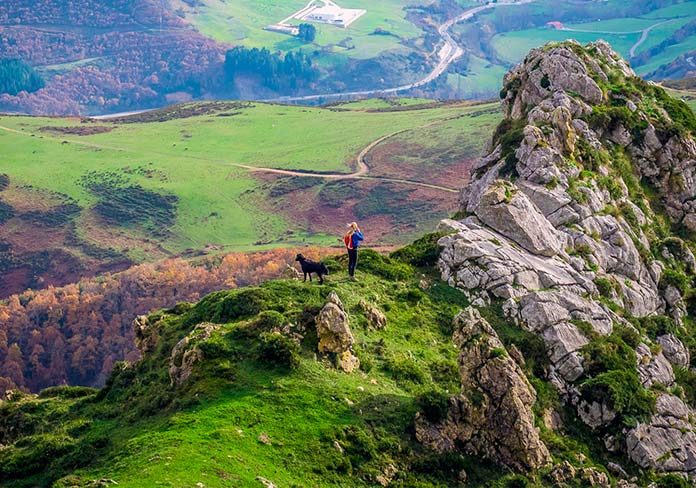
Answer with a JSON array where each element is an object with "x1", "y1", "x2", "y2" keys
[
  {"x1": 489, "y1": 1, "x2": 696, "y2": 79},
  {"x1": 0, "y1": 100, "x2": 499, "y2": 262},
  {"x1": 173, "y1": 0, "x2": 423, "y2": 60},
  {"x1": 0, "y1": 243, "x2": 618, "y2": 488}
]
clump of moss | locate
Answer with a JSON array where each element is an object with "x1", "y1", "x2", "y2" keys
[
  {"x1": 391, "y1": 231, "x2": 448, "y2": 267},
  {"x1": 580, "y1": 327, "x2": 655, "y2": 426},
  {"x1": 660, "y1": 268, "x2": 691, "y2": 295},
  {"x1": 490, "y1": 118, "x2": 526, "y2": 178},
  {"x1": 258, "y1": 332, "x2": 300, "y2": 369},
  {"x1": 595, "y1": 276, "x2": 621, "y2": 298},
  {"x1": 417, "y1": 388, "x2": 451, "y2": 423}
]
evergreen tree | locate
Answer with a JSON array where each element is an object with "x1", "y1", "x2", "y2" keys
[
  {"x1": 224, "y1": 47, "x2": 317, "y2": 94},
  {"x1": 0, "y1": 59, "x2": 45, "y2": 96},
  {"x1": 298, "y1": 23, "x2": 316, "y2": 42}
]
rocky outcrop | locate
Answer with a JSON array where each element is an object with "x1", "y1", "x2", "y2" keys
[
  {"x1": 438, "y1": 40, "x2": 696, "y2": 478},
  {"x1": 359, "y1": 299, "x2": 387, "y2": 329},
  {"x1": 626, "y1": 394, "x2": 696, "y2": 475},
  {"x1": 471, "y1": 181, "x2": 568, "y2": 257},
  {"x1": 635, "y1": 343, "x2": 675, "y2": 388},
  {"x1": 133, "y1": 315, "x2": 158, "y2": 354},
  {"x1": 315, "y1": 292, "x2": 359, "y2": 373},
  {"x1": 657, "y1": 334, "x2": 690, "y2": 368},
  {"x1": 416, "y1": 308, "x2": 551, "y2": 472},
  {"x1": 168, "y1": 322, "x2": 220, "y2": 386},
  {"x1": 547, "y1": 461, "x2": 611, "y2": 487}
]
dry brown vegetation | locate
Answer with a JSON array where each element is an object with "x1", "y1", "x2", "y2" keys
[{"x1": 0, "y1": 246, "x2": 332, "y2": 394}]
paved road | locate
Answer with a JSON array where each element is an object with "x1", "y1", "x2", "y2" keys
[
  {"x1": 88, "y1": 1, "x2": 531, "y2": 119},
  {"x1": 557, "y1": 18, "x2": 677, "y2": 59},
  {"x1": 266, "y1": 0, "x2": 534, "y2": 103},
  {"x1": 629, "y1": 19, "x2": 676, "y2": 58}
]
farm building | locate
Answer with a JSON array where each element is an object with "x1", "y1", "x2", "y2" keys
[{"x1": 305, "y1": 5, "x2": 365, "y2": 27}]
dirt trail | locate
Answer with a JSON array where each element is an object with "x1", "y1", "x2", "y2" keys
[{"x1": 0, "y1": 117, "x2": 461, "y2": 193}]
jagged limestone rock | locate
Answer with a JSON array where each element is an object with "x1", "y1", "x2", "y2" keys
[
  {"x1": 626, "y1": 394, "x2": 696, "y2": 475},
  {"x1": 577, "y1": 399, "x2": 616, "y2": 430},
  {"x1": 635, "y1": 343, "x2": 675, "y2": 388},
  {"x1": 415, "y1": 308, "x2": 551, "y2": 472},
  {"x1": 358, "y1": 299, "x2": 387, "y2": 329},
  {"x1": 168, "y1": 322, "x2": 219, "y2": 386},
  {"x1": 473, "y1": 181, "x2": 569, "y2": 257},
  {"x1": 657, "y1": 334, "x2": 690, "y2": 368},
  {"x1": 439, "y1": 40, "x2": 696, "y2": 477},
  {"x1": 315, "y1": 292, "x2": 359, "y2": 373},
  {"x1": 133, "y1": 315, "x2": 158, "y2": 354}
]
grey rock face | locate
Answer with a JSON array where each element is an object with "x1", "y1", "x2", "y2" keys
[
  {"x1": 415, "y1": 308, "x2": 551, "y2": 472},
  {"x1": 626, "y1": 394, "x2": 696, "y2": 475},
  {"x1": 315, "y1": 292, "x2": 359, "y2": 373},
  {"x1": 133, "y1": 315, "x2": 157, "y2": 354},
  {"x1": 473, "y1": 181, "x2": 567, "y2": 257},
  {"x1": 577, "y1": 400, "x2": 616, "y2": 430},
  {"x1": 169, "y1": 322, "x2": 219, "y2": 386},
  {"x1": 635, "y1": 343, "x2": 675, "y2": 388},
  {"x1": 438, "y1": 40, "x2": 696, "y2": 478},
  {"x1": 657, "y1": 334, "x2": 690, "y2": 368}
]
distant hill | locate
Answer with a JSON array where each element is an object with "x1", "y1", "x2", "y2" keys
[{"x1": 1, "y1": 0, "x2": 696, "y2": 115}]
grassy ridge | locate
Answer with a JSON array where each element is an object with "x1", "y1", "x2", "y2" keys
[
  {"x1": 0, "y1": 249, "x2": 479, "y2": 487},
  {"x1": 0, "y1": 244, "x2": 624, "y2": 487}
]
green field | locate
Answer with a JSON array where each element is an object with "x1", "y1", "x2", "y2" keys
[
  {"x1": 0, "y1": 100, "x2": 499, "y2": 264},
  {"x1": 166, "y1": 0, "x2": 696, "y2": 103},
  {"x1": 446, "y1": 56, "x2": 509, "y2": 99},
  {"x1": 174, "y1": 0, "x2": 423, "y2": 60},
  {"x1": 492, "y1": 29, "x2": 639, "y2": 66},
  {"x1": 490, "y1": 1, "x2": 696, "y2": 77}
]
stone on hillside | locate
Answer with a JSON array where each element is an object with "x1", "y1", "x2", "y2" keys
[
  {"x1": 626, "y1": 394, "x2": 696, "y2": 475},
  {"x1": 359, "y1": 300, "x2": 387, "y2": 329},
  {"x1": 133, "y1": 315, "x2": 158, "y2": 354},
  {"x1": 168, "y1": 322, "x2": 219, "y2": 386},
  {"x1": 635, "y1": 343, "x2": 675, "y2": 388},
  {"x1": 415, "y1": 308, "x2": 551, "y2": 472},
  {"x1": 315, "y1": 292, "x2": 359, "y2": 373},
  {"x1": 656, "y1": 334, "x2": 690, "y2": 368},
  {"x1": 256, "y1": 476, "x2": 276, "y2": 488}
]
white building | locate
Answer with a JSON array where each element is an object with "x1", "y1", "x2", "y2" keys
[{"x1": 303, "y1": 4, "x2": 366, "y2": 28}]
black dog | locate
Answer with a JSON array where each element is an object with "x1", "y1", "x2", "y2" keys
[{"x1": 295, "y1": 254, "x2": 329, "y2": 284}]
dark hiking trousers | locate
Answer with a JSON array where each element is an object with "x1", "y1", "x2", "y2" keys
[{"x1": 348, "y1": 248, "x2": 358, "y2": 277}]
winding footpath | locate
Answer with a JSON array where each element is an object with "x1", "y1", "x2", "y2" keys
[
  {"x1": 0, "y1": 115, "x2": 465, "y2": 192},
  {"x1": 1, "y1": 2, "x2": 530, "y2": 193}
]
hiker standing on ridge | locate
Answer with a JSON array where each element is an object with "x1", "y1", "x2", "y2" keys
[{"x1": 343, "y1": 222, "x2": 364, "y2": 280}]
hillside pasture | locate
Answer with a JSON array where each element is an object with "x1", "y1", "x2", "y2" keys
[{"x1": 0, "y1": 100, "x2": 500, "y2": 295}]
